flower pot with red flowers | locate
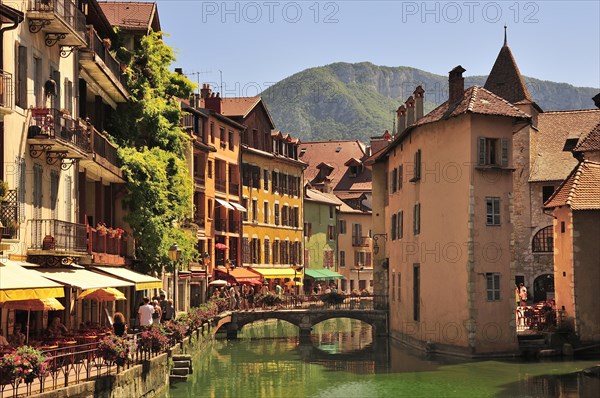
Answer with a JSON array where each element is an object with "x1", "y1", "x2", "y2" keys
[
  {"x1": 0, "y1": 346, "x2": 48, "y2": 384},
  {"x1": 98, "y1": 335, "x2": 133, "y2": 366},
  {"x1": 96, "y1": 223, "x2": 108, "y2": 236}
]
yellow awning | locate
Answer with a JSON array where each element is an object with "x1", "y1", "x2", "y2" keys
[
  {"x1": 35, "y1": 268, "x2": 134, "y2": 290},
  {"x1": 251, "y1": 267, "x2": 298, "y2": 279},
  {"x1": 0, "y1": 259, "x2": 65, "y2": 303},
  {"x1": 92, "y1": 266, "x2": 162, "y2": 291},
  {"x1": 78, "y1": 287, "x2": 126, "y2": 301}
]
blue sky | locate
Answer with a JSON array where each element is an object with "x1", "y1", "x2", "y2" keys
[{"x1": 155, "y1": 0, "x2": 600, "y2": 96}]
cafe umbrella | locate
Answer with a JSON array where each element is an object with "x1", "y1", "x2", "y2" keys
[
  {"x1": 2, "y1": 298, "x2": 65, "y2": 344},
  {"x1": 78, "y1": 288, "x2": 126, "y2": 326}
]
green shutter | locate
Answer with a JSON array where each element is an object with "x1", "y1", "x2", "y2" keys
[
  {"x1": 501, "y1": 138, "x2": 509, "y2": 167},
  {"x1": 478, "y1": 137, "x2": 486, "y2": 165}
]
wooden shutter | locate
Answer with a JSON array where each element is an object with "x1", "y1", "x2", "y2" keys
[
  {"x1": 398, "y1": 211, "x2": 403, "y2": 239},
  {"x1": 501, "y1": 138, "x2": 509, "y2": 167},
  {"x1": 478, "y1": 137, "x2": 486, "y2": 165},
  {"x1": 366, "y1": 252, "x2": 372, "y2": 267},
  {"x1": 17, "y1": 45, "x2": 28, "y2": 108},
  {"x1": 391, "y1": 214, "x2": 397, "y2": 240},
  {"x1": 398, "y1": 165, "x2": 403, "y2": 190}
]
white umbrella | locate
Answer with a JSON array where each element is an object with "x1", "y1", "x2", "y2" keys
[{"x1": 208, "y1": 279, "x2": 229, "y2": 286}]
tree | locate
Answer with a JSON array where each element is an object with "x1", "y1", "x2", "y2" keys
[{"x1": 109, "y1": 31, "x2": 197, "y2": 271}]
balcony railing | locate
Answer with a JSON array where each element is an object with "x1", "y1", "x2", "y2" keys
[
  {"x1": 229, "y1": 182, "x2": 239, "y2": 196},
  {"x1": 28, "y1": 219, "x2": 87, "y2": 253},
  {"x1": 29, "y1": 108, "x2": 90, "y2": 153},
  {"x1": 0, "y1": 70, "x2": 13, "y2": 110},
  {"x1": 90, "y1": 125, "x2": 121, "y2": 168},
  {"x1": 88, "y1": 225, "x2": 127, "y2": 260},
  {"x1": 28, "y1": 0, "x2": 86, "y2": 39},
  {"x1": 85, "y1": 26, "x2": 123, "y2": 84},
  {"x1": 0, "y1": 189, "x2": 19, "y2": 239},
  {"x1": 215, "y1": 179, "x2": 227, "y2": 192},
  {"x1": 352, "y1": 236, "x2": 371, "y2": 247},
  {"x1": 215, "y1": 219, "x2": 227, "y2": 232}
]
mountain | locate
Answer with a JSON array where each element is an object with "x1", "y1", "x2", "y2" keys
[{"x1": 260, "y1": 62, "x2": 599, "y2": 142}]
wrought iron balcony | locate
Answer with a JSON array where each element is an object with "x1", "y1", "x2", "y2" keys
[
  {"x1": 28, "y1": 219, "x2": 88, "y2": 254},
  {"x1": 27, "y1": 0, "x2": 86, "y2": 47},
  {"x1": 28, "y1": 108, "x2": 90, "y2": 168},
  {"x1": 79, "y1": 26, "x2": 128, "y2": 103},
  {"x1": 0, "y1": 189, "x2": 19, "y2": 240},
  {"x1": 352, "y1": 236, "x2": 371, "y2": 247},
  {"x1": 79, "y1": 125, "x2": 123, "y2": 183},
  {"x1": 0, "y1": 71, "x2": 13, "y2": 114}
]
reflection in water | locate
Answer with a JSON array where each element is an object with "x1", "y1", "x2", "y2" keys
[{"x1": 164, "y1": 319, "x2": 600, "y2": 398}]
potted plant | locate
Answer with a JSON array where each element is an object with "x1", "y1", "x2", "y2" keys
[
  {"x1": 138, "y1": 326, "x2": 169, "y2": 353},
  {"x1": 0, "y1": 346, "x2": 49, "y2": 384},
  {"x1": 96, "y1": 223, "x2": 108, "y2": 236},
  {"x1": 321, "y1": 292, "x2": 346, "y2": 307},
  {"x1": 98, "y1": 335, "x2": 134, "y2": 366}
]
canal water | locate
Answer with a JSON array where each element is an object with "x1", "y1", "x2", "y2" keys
[{"x1": 164, "y1": 319, "x2": 600, "y2": 398}]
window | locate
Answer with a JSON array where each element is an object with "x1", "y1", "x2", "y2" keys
[
  {"x1": 228, "y1": 131, "x2": 234, "y2": 150},
  {"x1": 339, "y1": 220, "x2": 347, "y2": 234},
  {"x1": 327, "y1": 225, "x2": 335, "y2": 241},
  {"x1": 33, "y1": 57, "x2": 42, "y2": 107},
  {"x1": 50, "y1": 171, "x2": 59, "y2": 219},
  {"x1": 329, "y1": 206, "x2": 334, "y2": 219},
  {"x1": 281, "y1": 205, "x2": 288, "y2": 226},
  {"x1": 207, "y1": 161, "x2": 213, "y2": 179},
  {"x1": 413, "y1": 264, "x2": 420, "y2": 321},
  {"x1": 391, "y1": 214, "x2": 397, "y2": 240},
  {"x1": 251, "y1": 165, "x2": 260, "y2": 189},
  {"x1": 252, "y1": 199, "x2": 258, "y2": 222},
  {"x1": 392, "y1": 271, "x2": 396, "y2": 301},
  {"x1": 486, "y1": 272, "x2": 501, "y2": 301},
  {"x1": 478, "y1": 137, "x2": 508, "y2": 167},
  {"x1": 349, "y1": 165, "x2": 359, "y2": 178},
  {"x1": 242, "y1": 238, "x2": 250, "y2": 264},
  {"x1": 64, "y1": 176, "x2": 72, "y2": 223},
  {"x1": 410, "y1": 149, "x2": 421, "y2": 182},
  {"x1": 391, "y1": 168, "x2": 397, "y2": 192},
  {"x1": 532, "y1": 226, "x2": 553, "y2": 252},
  {"x1": 218, "y1": 128, "x2": 226, "y2": 145},
  {"x1": 486, "y1": 197, "x2": 500, "y2": 226},
  {"x1": 352, "y1": 223, "x2": 362, "y2": 241},
  {"x1": 263, "y1": 169, "x2": 269, "y2": 190},
  {"x1": 339, "y1": 251, "x2": 345, "y2": 267},
  {"x1": 398, "y1": 165, "x2": 403, "y2": 190},
  {"x1": 241, "y1": 198, "x2": 248, "y2": 221},
  {"x1": 397, "y1": 273, "x2": 401, "y2": 302},
  {"x1": 355, "y1": 251, "x2": 366, "y2": 267},
  {"x1": 33, "y1": 164, "x2": 43, "y2": 219},
  {"x1": 542, "y1": 186, "x2": 555, "y2": 203},
  {"x1": 263, "y1": 201, "x2": 269, "y2": 224},
  {"x1": 274, "y1": 203, "x2": 280, "y2": 225},
  {"x1": 560, "y1": 221, "x2": 565, "y2": 233},
  {"x1": 397, "y1": 211, "x2": 404, "y2": 239},
  {"x1": 273, "y1": 240, "x2": 280, "y2": 264},
  {"x1": 323, "y1": 250, "x2": 334, "y2": 268},
  {"x1": 16, "y1": 45, "x2": 27, "y2": 108},
  {"x1": 264, "y1": 239, "x2": 270, "y2": 264},
  {"x1": 413, "y1": 203, "x2": 420, "y2": 235},
  {"x1": 210, "y1": 123, "x2": 215, "y2": 143}
]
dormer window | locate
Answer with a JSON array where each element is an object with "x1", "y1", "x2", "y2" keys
[
  {"x1": 349, "y1": 165, "x2": 359, "y2": 178},
  {"x1": 344, "y1": 158, "x2": 362, "y2": 178}
]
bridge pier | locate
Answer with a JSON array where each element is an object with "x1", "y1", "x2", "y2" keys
[{"x1": 299, "y1": 325, "x2": 312, "y2": 343}]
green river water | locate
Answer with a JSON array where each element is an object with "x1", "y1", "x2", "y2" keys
[{"x1": 164, "y1": 319, "x2": 600, "y2": 398}]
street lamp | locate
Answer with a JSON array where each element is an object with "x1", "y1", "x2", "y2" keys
[
  {"x1": 291, "y1": 263, "x2": 304, "y2": 295},
  {"x1": 372, "y1": 234, "x2": 388, "y2": 255},
  {"x1": 201, "y1": 252, "x2": 210, "y2": 303},
  {"x1": 355, "y1": 263, "x2": 364, "y2": 292},
  {"x1": 168, "y1": 243, "x2": 182, "y2": 313}
]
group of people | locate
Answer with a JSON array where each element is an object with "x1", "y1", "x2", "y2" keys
[
  {"x1": 137, "y1": 294, "x2": 175, "y2": 328},
  {"x1": 0, "y1": 316, "x2": 69, "y2": 348},
  {"x1": 212, "y1": 284, "x2": 261, "y2": 311},
  {"x1": 0, "y1": 324, "x2": 25, "y2": 348}
]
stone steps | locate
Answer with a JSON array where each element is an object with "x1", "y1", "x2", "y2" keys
[{"x1": 170, "y1": 354, "x2": 194, "y2": 385}]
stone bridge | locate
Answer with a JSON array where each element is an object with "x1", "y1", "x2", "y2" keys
[{"x1": 214, "y1": 308, "x2": 388, "y2": 340}]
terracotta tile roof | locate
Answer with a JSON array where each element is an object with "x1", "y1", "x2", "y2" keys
[
  {"x1": 574, "y1": 121, "x2": 600, "y2": 152},
  {"x1": 199, "y1": 96, "x2": 276, "y2": 129},
  {"x1": 530, "y1": 110, "x2": 600, "y2": 182},
  {"x1": 335, "y1": 192, "x2": 365, "y2": 200},
  {"x1": 299, "y1": 140, "x2": 372, "y2": 192},
  {"x1": 415, "y1": 86, "x2": 530, "y2": 126},
  {"x1": 544, "y1": 161, "x2": 600, "y2": 210},
  {"x1": 98, "y1": 1, "x2": 159, "y2": 31},
  {"x1": 305, "y1": 188, "x2": 343, "y2": 206},
  {"x1": 484, "y1": 44, "x2": 533, "y2": 104},
  {"x1": 339, "y1": 201, "x2": 370, "y2": 214}
]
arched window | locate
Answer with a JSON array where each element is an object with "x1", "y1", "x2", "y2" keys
[{"x1": 532, "y1": 226, "x2": 553, "y2": 252}]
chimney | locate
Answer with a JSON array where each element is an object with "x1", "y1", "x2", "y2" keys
[
  {"x1": 593, "y1": 93, "x2": 600, "y2": 109},
  {"x1": 175, "y1": 67, "x2": 183, "y2": 75},
  {"x1": 405, "y1": 96, "x2": 415, "y2": 126},
  {"x1": 205, "y1": 92, "x2": 222, "y2": 114},
  {"x1": 413, "y1": 86, "x2": 425, "y2": 120},
  {"x1": 396, "y1": 105, "x2": 406, "y2": 133},
  {"x1": 448, "y1": 65, "x2": 466, "y2": 104},
  {"x1": 200, "y1": 83, "x2": 212, "y2": 99}
]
